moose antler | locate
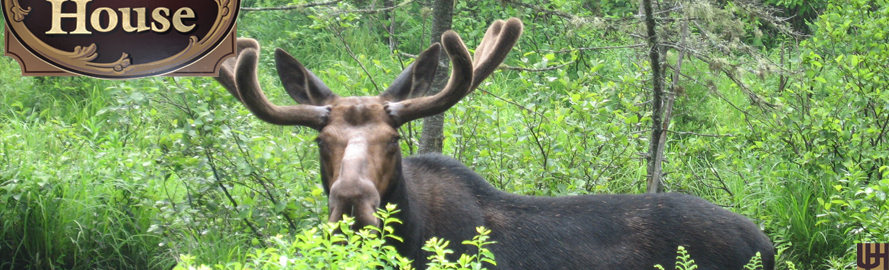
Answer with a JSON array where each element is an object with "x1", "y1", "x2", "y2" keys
[
  {"x1": 384, "y1": 31, "x2": 473, "y2": 125},
  {"x1": 214, "y1": 39, "x2": 330, "y2": 129},
  {"x1": 215, "y1": 38, "x2": 259, "y2": 100},
  {"x1": 471, "y1": 18, "x2": 523, "y2": 92},
  {"x1": 385, "y1": 18, "x2": 523, "y2": 125},
  {"x1": 215, "y1": 18, "x2": 522, "y2": 129}
]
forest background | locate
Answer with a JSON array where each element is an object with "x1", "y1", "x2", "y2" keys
[{"x1": 0, "y1": 0, "x2": 887, "y2": 269}]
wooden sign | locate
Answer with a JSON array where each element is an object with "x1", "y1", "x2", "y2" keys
[{"x1": 2, "y1": 0, "x2": 239, "y2": 78}]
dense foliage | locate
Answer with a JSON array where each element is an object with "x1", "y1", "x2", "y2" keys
[{"x1": 0, "y1": 0, "x2": 883, "y2": 269}]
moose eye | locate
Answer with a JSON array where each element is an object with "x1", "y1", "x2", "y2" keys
[
  {"x1": 389, "y1": 136, "x2": 401, "y2": 145},
  {"x1": 315, "y1": 138, "x2": 326, "y2": 148}
]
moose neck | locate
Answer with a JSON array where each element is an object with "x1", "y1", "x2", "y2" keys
[{"x1": 378, "y1": 156, "x2": 426, "y2": 260}]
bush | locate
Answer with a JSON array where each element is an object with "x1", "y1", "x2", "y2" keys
[
  {"x1": 654, "y1": 246, "x2": 769, "y2": 270},
  {"x1": 172, "y1": 204, "x2": 498, "y2": 270}
]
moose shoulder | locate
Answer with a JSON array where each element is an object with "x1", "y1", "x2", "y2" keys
[{"x1": 214, "y1": 18, "x2": 775, "y2": 270}]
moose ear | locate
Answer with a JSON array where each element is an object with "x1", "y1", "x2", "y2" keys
[
  {"x1": 275, "y1": 49, "x2": 339, "y2": 106},
  {"x1": 379, "y1": 43, "x2": 441, "y2": 102}
]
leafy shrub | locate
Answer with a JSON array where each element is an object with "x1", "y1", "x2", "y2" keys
[
  {"x1": 654, "y1": 246, "x2": 766, "y2": 270},
  {"x1": 172, "y1": 204, "x2": 498, "y2": 270}
]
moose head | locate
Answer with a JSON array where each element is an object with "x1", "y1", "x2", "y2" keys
[{"x1": 215, "y1": 18, "x2": 523, "y2": 229}]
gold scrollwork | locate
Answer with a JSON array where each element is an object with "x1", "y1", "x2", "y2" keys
[
  {"x1": 85, "y1": 53, "x2": 134, "y2": 74},
  {"x1": 217, "y1": 0, "x2": 230, "y2": 17},
  {"x1": 10, "y1": 0, "x2": 30, "y2": 22},
  {"x1": 67, "y1": 44, "x2": 98, "y2": 61}
]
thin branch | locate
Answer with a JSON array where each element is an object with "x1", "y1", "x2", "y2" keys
[
  {"x1": 667, "y1": 65, "x2": 766, "y2": 125},
  {"x1": 585, "y1": 144, "x2": 630, "y2": 192},
  {"x1": 330, "y1": 0, "x2": 412, "y2": 16},
  {"x1": 241, "y1": 0, "x2": 342, "y2": 12},
  {"x1": 543, "y1": 44, "x2": 645, "y2": 54},
  {"x1": 204, "y1": 148, "x2": 266, "y2": 243},
  {"x1": 659, "y1": 42, "x2": 777, "y2": 109},
  {"x1": 500, "y1": 61, "x2": 575, "y2": 72},
  {"x1": 399, "y1": 52, "x2": 570, "y2": 72},
  {"x1": 667, "y1": 130, "x2": 736, "y2": 138},
  {"x1": 477, "y1": 87, "x2": 548, "y2": 120},
  {"x1": 522, "y1": 113, "x2": 550, "y2": 172},
  {"x1": 704, "y1": 158, "x2": 735, "y2": 198},
  {"x1": 332, "y1": 27, "x2": 381, "y2": 92},
  {"x1": 395, "y1": 53, "x2": 549, "y2": 119},
  {"x1": 398, "y1": 52, "x2": 447, "y2": 68},
  {"x1": 500, "y1": 0, "x2": 584, "y2": 21},
  {"x1": 689, "y1": 164, "x2": 734, "y2": 207}
]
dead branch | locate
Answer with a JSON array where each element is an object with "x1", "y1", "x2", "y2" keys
[
  {"x1": 499, "y1": 0, "x2": 584, "y2": 21},
  {"x1": 330, "y1": 0, "x2": 412, "y2": 16},
  {"x1": 659, "y1": 42, "x2": 777, "y2": 109},
  {"x1": 241, "y1": 0, "x2": 342, "y2": 12},
  {"x1": 667, "y1": 130, "x2": 736, "y2": 138},
  {"x1": 399, "y1": 52, "x2": 571, "y2": 72},
  {"x1": 543, "y1": 44, "x2": 646, "y2": 54},
  {"x1": 500, "y1": 61, "x2": 575, "y2": 72}
]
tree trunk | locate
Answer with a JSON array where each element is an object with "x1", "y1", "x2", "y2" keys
[
  {"x1": 651, "y1": 20, "x2": 687, "y2": 194},
  {"x1": 418, "y1": 0, "x2": 454, "y2": 154},
  {"x1": 385, "y1": 0, "x2": 396, "y2": 53},
  {"x1": 643, "y1": 0, "x2": 665, "y2": 193}
]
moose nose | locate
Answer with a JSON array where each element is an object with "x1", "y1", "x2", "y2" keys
[{"x1": 328, "y1": 177, "x2": 381, "y2": 229}]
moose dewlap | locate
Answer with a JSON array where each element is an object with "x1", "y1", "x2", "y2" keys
[{"x1": 214, "y1": 18, "x2": 776, "y2": 269}]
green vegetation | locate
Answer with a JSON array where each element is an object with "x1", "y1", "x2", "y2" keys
[
  {"x1": 654, "y1": 247, "x2": 772, "y2": 270},
  {"x1": 0, "y1": 0, "x2": 884, "y2": 269},
  {"x1": 171, "y1": 204, "x2": 498, "y2": 270}
]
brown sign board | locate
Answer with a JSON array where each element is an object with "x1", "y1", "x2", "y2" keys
[{"x1": 2, "y1": 0, "x2": 239, "y2": 79}]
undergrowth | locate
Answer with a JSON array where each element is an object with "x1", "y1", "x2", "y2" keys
[{"x1": 172, "y1": 204, "x2": 498, "y2": 270}]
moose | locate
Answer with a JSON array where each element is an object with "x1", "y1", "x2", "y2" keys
[{"x1": 214, "y1": 18, "x2": 775, "y2": 269}]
